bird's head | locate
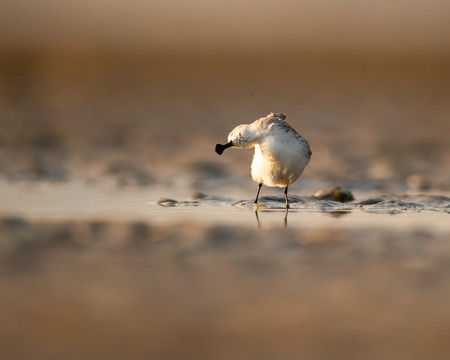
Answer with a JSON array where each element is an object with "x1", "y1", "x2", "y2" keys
[{"x1": 215, "y1": 124, "x2": 257, "y2": 155}]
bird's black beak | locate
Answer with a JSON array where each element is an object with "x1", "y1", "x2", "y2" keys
[{"x1": 215, "y1": 141, "x2": 233, "y2": 155}]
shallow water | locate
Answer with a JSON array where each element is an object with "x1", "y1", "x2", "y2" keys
[
  {"x1": 1, "y1": 180, "x2": 449, "y2": 229},
  {"x1": 1, "y1": 181, "x2": 450, "y2": 360}
]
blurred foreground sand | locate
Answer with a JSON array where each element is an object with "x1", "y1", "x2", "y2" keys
[{"x1": 1, "y1": 214, "x2": 450, "y2": 360}]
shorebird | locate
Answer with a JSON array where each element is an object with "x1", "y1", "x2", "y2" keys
[{"x1": 215, "y1": 113, "x2": 311, "y2": 209}]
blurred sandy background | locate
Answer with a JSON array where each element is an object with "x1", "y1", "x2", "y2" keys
[
  {"x1": 1, "y1": 2, "x2": 450, "y2": 360},
  {"x1": 1, "y1": 0, "x2": 450, "y2": 191}
]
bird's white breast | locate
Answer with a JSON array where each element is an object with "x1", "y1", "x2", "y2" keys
[{"x1": 251, "y1": 130, "x2": 310, "y2": 187}]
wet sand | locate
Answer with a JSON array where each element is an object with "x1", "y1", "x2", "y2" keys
[
  {"x1": 1, "y1": 221, "x2": 450, "y2": 360},
  {"x1": 2, "y1": 219, "x2": 450, "y2": 360}
]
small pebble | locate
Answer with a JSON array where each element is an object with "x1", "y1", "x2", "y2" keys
[{"x1": 314, "y1": 186, "x2": 354, "y2": 203}]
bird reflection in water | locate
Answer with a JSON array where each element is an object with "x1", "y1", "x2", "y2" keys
[
  {"x1": 254, "y1": 207, "x2": 289, "y2": 228},
  {"x1": 254, "y1": 208, "x2": 351, "y2": 228}
]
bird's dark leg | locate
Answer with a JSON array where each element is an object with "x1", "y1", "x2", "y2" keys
[
  {"x1": 254, "y1": 183, "x2": 263, "y2": 204},
  {"x1": 284, "y1": 186, "x2": 289, "y2": 209}
]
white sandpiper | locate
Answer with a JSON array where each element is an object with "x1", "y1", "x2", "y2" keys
[{"x1": 215, "y1": 113, "x2": 311, "y2": 209}]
